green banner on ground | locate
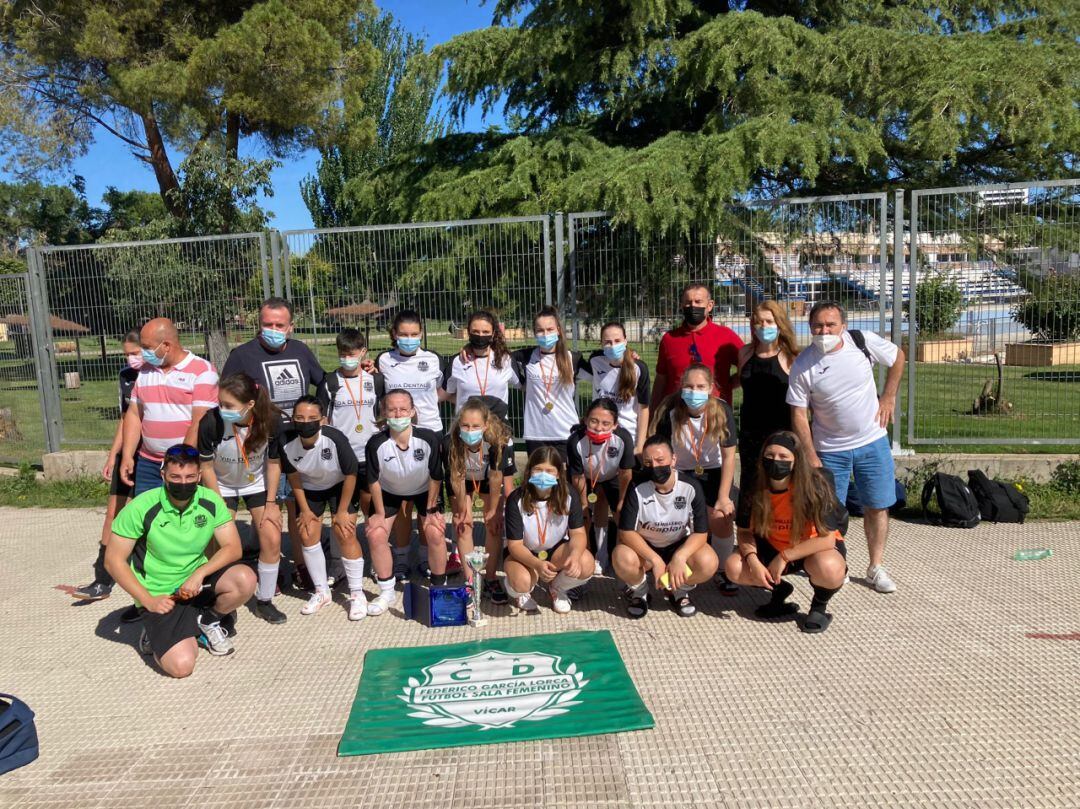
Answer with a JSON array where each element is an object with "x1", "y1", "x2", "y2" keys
[{"x1": 338, "y1": 629, "x2": 654, "y2": 756}]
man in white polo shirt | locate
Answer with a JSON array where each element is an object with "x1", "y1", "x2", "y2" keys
[
  {"x1": 786, "y1": 301, "x2": 905, "y2": 593},
  {"x1": 119, "y1": 318, "x2": 219, "y2": 497}
]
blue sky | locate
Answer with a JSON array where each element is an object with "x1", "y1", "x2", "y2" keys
[{"x1": 24, "y1": 0, "x2": 503, "y2": 231}]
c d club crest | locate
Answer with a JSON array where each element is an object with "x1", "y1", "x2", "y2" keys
[{"x1": 399, "y1": 649, "x2": 587, "y2": 730}]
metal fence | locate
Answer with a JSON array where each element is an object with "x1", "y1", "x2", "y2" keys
[
  {"x1": 7, "y1": 178, "x2": 1078, "y2": 461},
  {"x1": 908, "y1": 179, "x2": 1080, "y2": 445}
]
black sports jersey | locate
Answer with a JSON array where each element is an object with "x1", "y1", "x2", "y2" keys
[
  {"x1": 504, "y1": 487, "x2": 585, "y2": 554},
  {"x1": 365, "y1": 427, "x2": 444, "y2": 496},
  {"x1": 197, "y1": 409, "x2": 283, "y2": 492},
  {"x1": 443, "y1": 352, "x2": 517, "y2": 421},
  {"x1": 440, "y1": 434, "x2": 516, "y2": 483},
  {"x1": 376, "y1": 348, "x2": 446, "y2": 432},
  {"x1": 510, "y1": 347, "x2": 587, "y2": 441},
  {"x1": 655, "y1": 401, "x2": 738, "y2": 471},
  {"x1": 580, "y1": 352, "x2": 650, "y2": 436},
  {"x1": 619, "y1": 473, "x2": 709, "y2": 549},
  {"x1": 317, "y1": 370, "x2": 384, "y2": 459},
  {"x1": 279, "y1": 425, "x2": 358, "y2": 492},
  {"x1": 565, "y1": 424, "x2": 635, "y2": 483},
  {"x1": 118, "y1": 366, "x2": 138, "y2": 415}
]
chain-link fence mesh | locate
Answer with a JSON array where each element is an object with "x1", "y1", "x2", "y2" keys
[
  {"x1": 908, "y1": 180, "x2": 1080, "y2": 445},
  {"x1": 0, "y1": 272, "x2": 46, "y2": 463}
]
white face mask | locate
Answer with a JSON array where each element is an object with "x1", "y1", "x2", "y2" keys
[{"x1": 813, "y1": 333, "x2": 842, "y2": 353}]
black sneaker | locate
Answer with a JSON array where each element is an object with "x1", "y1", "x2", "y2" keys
[
  {"x1": 72, "y1": 581, "x2": 112, "y2": 601},
  {"x1": 120, "y1": 605, "x2": 141, "y2": 623},
  {"x1": 219, "y1": 610, "x2": 238, "y2": 637},
  {"x1": 715, "y1": 573, "x2": 739, "y2": 596},
  {"x1": 483, "y1": 578, "x2": 509, "y2": 605},
  {"x1": 255, "y1": 599, "x2": 287, "y2": 624}
]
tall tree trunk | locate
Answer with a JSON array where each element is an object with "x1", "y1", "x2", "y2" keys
[
  {"x1": 141, "y1": 111, "x2": 183, "y2": 217},
  {"x1": 225, "y1": 111, "x2": 240, "y2": 159}
]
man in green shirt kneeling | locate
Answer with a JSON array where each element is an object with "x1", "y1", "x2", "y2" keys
[{"x1": 106, "y1": 444, "x2": 257, "y2": 678}]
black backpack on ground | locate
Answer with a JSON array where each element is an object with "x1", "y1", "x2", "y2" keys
[
  {"x1": 966, "y1": 470, "x2": 1030, "y2": 523},
  {"x1": 0, "y1": 693, "x2": 39, "y2": 775},
  {"x1": 921, "y1": 472, "x2": 981, "y2": 528}
]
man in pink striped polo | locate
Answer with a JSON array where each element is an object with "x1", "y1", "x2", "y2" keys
[{"x1": 119, "y1": 319, "x2": 219, "y2": 496}]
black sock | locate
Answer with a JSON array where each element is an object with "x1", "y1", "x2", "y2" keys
[
  {"x1": 810, "y1": 584, "x2": 840, "y2": 613},
  {"x1": 430, "y1": 573, "x2": 448, "y2": 586},
  {"x1": 770, "y1": 579, "x2": 794, "y2": 603},
  {"x1": 205, "y1": 607, "x2": 224, "y2": 622},
  {"x1": 93, "y1": 545, "x2": 114, "y2": 586}
]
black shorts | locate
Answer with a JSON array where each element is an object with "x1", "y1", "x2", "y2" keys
[
  {"x1": 525, "y1": 440, "x2": 568, "y2": 461},
  {"x1": 139, "y1": 564, "x2": 241, "y2": 660},
  {"x1": 684, "y1": 467, "x2": 738, "y2": 512},
  {"x1": 109, "y1": 452, "x2": 133, "y2": 498},
  {"x1": 222, "y1": 491, "x2": 268, "y2": 511},
  {"x1": 445, "y1": 478, "x2": 496, "y2": 503},
  {"x1": 754, "y1": 536, "x2": 848, "y2": 574},
  {"x1": 646, "y1": 538, "x2": 688, "y2": 564},
  {"x1": 584, "y1": 477, "x2": 621, "y2": 511},
  {"x1": 304, "y1": 484, "x2": 359, "y2": 517},
  {"x1": 354, "y1": 465, "x2": 370, "y2": 494},
  {"x1": 381, "y1": 489, "x2": 443, "y2": 518}
]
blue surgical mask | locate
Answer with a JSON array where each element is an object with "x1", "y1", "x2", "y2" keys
[
  {"x1": 396, "y1": 336, "x2": 422, "y2": 354},
  {"x1": 141, "y1": 344, "x2": 165, "y2": 368},
  {"x1": 681, "y1": 389, "x2": 710, "y2": 409},
  {"x1": 387, "y1": 416, "x2": 412, "y2": 432},
  {"x1": 260, "y1": 328, "x2": 287, "y2": 349},
  {"x1": 755, "y1": 325, "x2": 779, "y2": 343},
  {"x1": 459, "y1": 428, "x2": 483, "y2": 446},
  {"x1": 339, "y1": 356, "x2": 360, "y2": 371},
  {"x1": 603, "y1": 343, "x2": 626, "y2": 361},
  {"x1": 528, "y1": 471, "x2": 559, "y2": 490},
  {"x1": 535, "y1": 333, "x2": 559, "y2": 350},
  {"x1": 220, "y1": 407, "x2": 248, "y2": 424}
]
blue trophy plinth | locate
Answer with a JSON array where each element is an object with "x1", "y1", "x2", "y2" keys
[{"x1": 403, "y1": 582, "x2": 469, "y2": 627}]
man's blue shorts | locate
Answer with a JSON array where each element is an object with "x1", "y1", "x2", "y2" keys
[{"x1": 818, "y1": 435, "x2": 896, "y2": 510}]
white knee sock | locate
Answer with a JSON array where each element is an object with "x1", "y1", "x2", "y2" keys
[
  {"x1": 343, "y1": 556, "x2": 366, "y2": 596},
  {"x1": 302, "y1": 544, "x2": 329, "y2": 593},
  {"x1": 594, "y1": 525, "x2": 609, "y2": 569},
  {"x1": 552, "y1": 571, "x2": 590, "y2": 594},
  {"x1": 256, "y1": 561, "x2": 278, "y2": 602},
  {"x1": 503, "y1": 579, "x2": 533, "y2": 599},
  {"x1": 628, "y1": 574, "x2": 648, "y2": 598}
]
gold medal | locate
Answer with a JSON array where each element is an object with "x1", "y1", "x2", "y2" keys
[
  {"x1": 247, "y1": 473, "x2": 255, "y2": 483},
  {"x1": 543, "y1": 401, "x2": 554, "y2": 413},
  {"x1": 587, "y1": 492, "x2": 598, "y2": 504},
  {"x1": 537, "y1": 550, "x2": 548, "y2": 560},
  {"x1": 355, "y1": 424, "x2": 363, "y2": 433},
  {"x1": 694, "y1": 465, "x2": 704, "y2": 476},
  {"x1": 473, "y1": 496, "x2": 483, "y2": 510}
]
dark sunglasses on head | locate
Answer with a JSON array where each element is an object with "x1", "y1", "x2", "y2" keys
[{"x1": 164, "y1": 444, "x2": 199, "y2": 459}]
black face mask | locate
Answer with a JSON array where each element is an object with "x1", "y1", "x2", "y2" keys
[
  {"x1": 295, "y1": 421, "x2": 320, "y2": 439},
  {"x1": 763, "y1": 459, "x2": 793, "y2": 481},
  {"x1": 648, "y1": 464, "x2": 672, "y2": 485},
  {"x1": 165, "y1": 480, "x2": 198, "y2": 502},
  {"x1": 682, "y1": 306, "x2": 707, "y2": 327},
  {"x1": 468, "y1": 334, "x2": 493, "y2": 350}
]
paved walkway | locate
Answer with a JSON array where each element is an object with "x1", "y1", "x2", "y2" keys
[{"x1": 1, "y1": 507, "x2": 1078, "y2": 808}]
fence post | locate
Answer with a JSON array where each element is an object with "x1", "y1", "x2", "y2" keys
[
  {"x1": 550, "y1": 212, "x2": 561, "y2": 309},
  {"x1": 892, "y1": 190, "x2": 906, "y2": 452},
  {"x1": 258, "y1": 231, "x2": 271, "y2": 300},
  {"x1": 906, "y1": 191, "x2": 919, "y2": 446},
  {"x1": 25, "y1": 248, "x2": 63, "y2": 455},
  {"x1": 269, "y1": 230, "x2": 284, "y2": 298}
]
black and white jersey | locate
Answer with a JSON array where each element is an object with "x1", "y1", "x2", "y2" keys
[
  {"x1": 118, "y1": 366, "x2": 138, "y2": 416},
  {"x1": 656, "y1": 401, "x2": 738, "y2": 471},
  {"x1": 443, "y1": 352, "x2": 517, "y2": 422},
  {"x1": 441, "y1": 434, "x2": 517, "y2": 483},
  {"x1": 504, "y1": 487, "x2": 585, "y2": 555},
  {"x1": 280, "y1": 425, "x2": 358, "y2": 492},
  {"x1": 317, "y1": 370, "x2": 384, "y2": 460},
  {"x1": 197, "y1": 409, "x2": 283, "y2": 494},
  {"x1": 619, "y1": 473, "x2": 709, "y2": 549},
  {"x1": 366, "y1": 427, "x2": 444, "y2": 497},
  {"x1": 566, "y1": 424, "x2": 635, "y2": 483},
  {"x1": 579, "y1": 352, "x2": 650, "y2": 437},
  {"x1": 510, "y1": 347, "x2": 587, "y2": 441},
  {"x1": 376, "y1": 348, "x2": 446, "y2": 432}
]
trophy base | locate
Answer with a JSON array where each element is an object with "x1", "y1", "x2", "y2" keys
[{"x1": 468, "y1": 616, "x2": 489, "y2": 627}]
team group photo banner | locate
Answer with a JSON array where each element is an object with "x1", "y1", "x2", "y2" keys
[{"x1": 339, "y1": 630, "x2": 654, "y2": 756}]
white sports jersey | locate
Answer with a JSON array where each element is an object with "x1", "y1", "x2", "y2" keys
[
  {"x1": 580, "y1": 352, "x2": 650, "y2": 437},
  {"x1": 280, "y1": 426, "x2": 358, "y2": 493},
  {"x1": 365, "y1": 427, "x2": 444, "y2": 497},
  {"x1": 318, "y1": 370, "x2": 384, "y2": 459},
  {"x1": 619, "y1": 473, "x2": 709, "y2": 549},
  {"x1": 377, "y1": 348, "x2": 446, "y2": 432},
  {"x1": 444, "y1": 352, "x2": 517, "y2": 421},
  {"x1": 656, "y1": 401, "x2": 737, "y2": 471},
  {"x1": 566, "y1": 424, "x2": 635, "y2": 483},
  {"x1": 511, "y1": 347, "x2": 586, "y2": 441},
  {"x1": 197, "y1": 409, "x2": 283, "y2": 495},
  {"x1": 504, "y1": 487, "x2": 585, "y2": 554}
]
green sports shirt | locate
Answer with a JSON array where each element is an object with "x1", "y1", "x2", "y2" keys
[{"x1": 111, "y1": 485, "x2": 232, "y2": 598}]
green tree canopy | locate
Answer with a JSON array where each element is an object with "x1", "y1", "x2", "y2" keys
[
  {"x1": 355, "y1": 0, "x2": 1079, "y2": 230},
  {"x1": 1, "y1": 0, "x2": 378, "y2": 223}
]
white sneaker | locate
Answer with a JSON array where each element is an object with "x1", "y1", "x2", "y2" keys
[
  {"x1": 301, "y1": 590, "x2": 332, "y2": 615},
  {"x1": 348, "y1": 594, "x2": 368, "y2": 621},
  {"x1": 367, "y1": 589, "x2": 399, "y2": 616},
  {"x1": 516, "y1": 593, "x2": 539, "y2": 613},
  {"x1": 549, "y1": 588, "x2": 572, "y2": 614},
  {"x1": 196, "y1": 615, "x2": 235, "y2": 656},
  {"x1": 593, "y1": 559, "x2": 604, "y2": 576},
  {"x1": 866, "y1": 565, "x2": 896, "y2": 593}
]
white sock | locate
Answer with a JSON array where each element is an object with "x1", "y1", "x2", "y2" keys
[
  {"x1": 378, "y1": 575, "x2": 396, "y2": 596},
  {"x1": 629, "y1": 575, "x2": 648, "y2": 598},
  {"x1": 673, "y1": 583, "x2": 697, "y2": 599},
  {"x1": 343, "y1": 556, "x2": 366, "y2": 595},
  {"x1": 256, "y1": 561, "x2": 278, "y2": 602},
  {"x1": 552, "y1": 571, "x2": 590, "y2": 594},
  {"x1": 594, "y1": 525, "x2": 609, "y2": 568},
  {"x1": 302, "y1": 544, "x2": 329, "y2": 593},
  {"x1": 504, "y1": 579, "x2": 532, "y2": 599}
]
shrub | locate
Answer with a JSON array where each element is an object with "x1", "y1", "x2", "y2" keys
[
  {"x1": 1050, "y1": 460, "x2": 1080, "y2": 494},
  {"x1": 908, "y1": 271, "x2": 964, "y2": 337},
  {"x1": 1012, "y1": 272, "x2": 1080, "y2": 342}
]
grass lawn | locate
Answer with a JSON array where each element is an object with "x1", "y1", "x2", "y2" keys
[{"x1": 2, "y1": 331, "x2": 1078, "y2": 466}]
